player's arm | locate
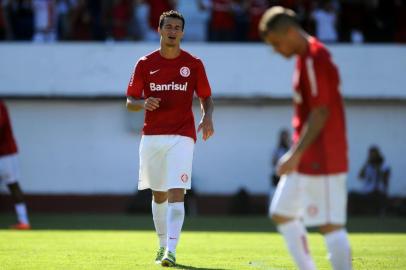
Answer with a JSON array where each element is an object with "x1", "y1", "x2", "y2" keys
[
  {"x1": 197, "y1": 97, "x2": 214, "y2": 141},
  {"x1": 126, "y1": 96, "x2": 144, "y2": 112},
  {"x1": 126, "y1": 59, "x2": 160, "y2": 112},
  {"x1": 126, "y1": 96, "x2": 161, "y2": 112},
  {"x1": 277, "y1": 106, "x2": 329, "y2": 176}
]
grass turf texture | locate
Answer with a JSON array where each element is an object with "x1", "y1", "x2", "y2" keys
[{"x1": 0, "y1": 214, "x2": 405, "y2": 269}]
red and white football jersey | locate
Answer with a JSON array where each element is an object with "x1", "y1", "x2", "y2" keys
[
  {"x1": 127, "y1": 49, "x2": 212, "y2": 141},
  {"x1": 292, "y1": 37, "x2": 348, "y2": 175},
  {"x1": 0, "y1": 101, "x2": 18, "y2": 156}
]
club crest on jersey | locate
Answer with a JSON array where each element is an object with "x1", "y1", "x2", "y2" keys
[{"x1": 180, "y1": 66, "x2": 190, "y2": 77}]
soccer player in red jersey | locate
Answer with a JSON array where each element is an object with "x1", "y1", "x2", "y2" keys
[
  {"x1": 0, "y1": 100, "x2": 31, "y2": 230},
  {"x1": 259, "y1": 7, "x2": 352, "y2": 270},
  {"x1": 126, "y1": 10, "x2": 214, "y2": 267}
]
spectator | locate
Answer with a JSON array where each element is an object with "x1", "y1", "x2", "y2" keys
[
  {"x1": 394, "y1": 0, "x2": 406, "y2": 43},
  {"x1": 141, "y1": 0, "x2": 177, "y2": 41},
  {"x1": 70, "y1": 0, "x2": 91, "y2": 40},
  {"x1": 131, "y1": 0, "x2": 149, "y2": 40},
  {"x1": 3, "y1": 0, "x2": 34, "y2": 41},
  {"x1": 311, "y1": 0, "x2": 338, "y2": 43},
  {"x1": 358, "y1": 145, "x2": 390, "y2": 216},
  {"x1": 338, "y1": 0, "x2": 365, "y2": 43},
  {"x1": 32, "y1": 0, "x2": 57, "y2": 42},
  {"x1": 231, "y1": 0, "x2": 249, "y2": 41},
  {"x1": 0, "y1": 1, "x2": 8, "y2": 39},
  {"x1": 199, "y1": 0, "x2": 235, "y2": 42},
  {"x1": 87, "y1": 0, "x2": 105, "y2": 40},
  {"x1": 247, "y1": 0, "x2": 270, "y2": 41},
  {"x1": 110, "y1": 0, "x2": 132, "y2": 40},
  {"x1": 55, "y1": 0, "x2": 75, "y2": 40}
]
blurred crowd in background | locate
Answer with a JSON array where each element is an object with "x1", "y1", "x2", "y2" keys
[{"x1": 0, "y1": 0, "x2": 406, "y2": 43}]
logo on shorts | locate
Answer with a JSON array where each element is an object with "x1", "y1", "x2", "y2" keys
[
  {"x1": 180, "y1": 66, "x2": 190, "y2": 77},
  {"x1": 181, "y1": 173, "x2": 189, "y2": 183},
  {"x1": 307, "y1": 205, "x2": 319, "y2": 217}
]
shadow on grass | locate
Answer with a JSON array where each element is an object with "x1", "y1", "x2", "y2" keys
[
  {"x1": 174, "y1": 264, "x2": 230, "y2": 270},
  {"x1": 0, "y1": 213, "x2": 405, "y2": 233}
]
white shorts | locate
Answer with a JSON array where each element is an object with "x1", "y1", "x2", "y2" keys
[
  {"x1": 270, "y1": 173, "x2": 348, "y2": 227},
  {"x1": 138, "y1": 135, "x2": 194, "y2": 192},
  {"x1": 0, "y1": 154, "x2": 20, "y2": 185}
]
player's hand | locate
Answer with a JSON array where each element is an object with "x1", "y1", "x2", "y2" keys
[
  {"x1": 276, "y1": 150, "x2": 301, "y2": 176},
  {"x1": 144, "y1": 97, "x2": 161, "y2": 111},
  {"x1": 197, "y1": 115, "x2": 214, "y2": 141}
]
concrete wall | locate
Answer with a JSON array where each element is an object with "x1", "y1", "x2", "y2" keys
[
  {"x1": 4, "y1": 99, "x2": 406, "y2": 197},
  {"x1": 1, "y1": 43, "x2": 406, "y2": 98}
]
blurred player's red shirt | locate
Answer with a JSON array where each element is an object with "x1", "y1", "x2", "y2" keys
[
  {"x1": 0, "y1": 101, "x2": 18, "y2": 156},
  {"x1": 292, "y1": 37, "x2": 348, "y2": 174},
  {"x1": 127, "y1": 50, "x2": 212, "y2": 142}
]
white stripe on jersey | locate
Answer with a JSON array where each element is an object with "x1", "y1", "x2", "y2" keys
[{"x1": 306, "y1": 58, "x2": 318, "y2": 97}]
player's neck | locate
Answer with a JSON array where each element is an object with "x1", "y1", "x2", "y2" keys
[
  {"x1": 159, "y1": 46, "x2": 181, "y2": 60},
  {"x1": 297, "y1": 30, "x2": 310, "y2": 56}
]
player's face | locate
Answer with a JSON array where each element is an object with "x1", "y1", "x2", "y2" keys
[
  {"x1": 264, "y1": 29, "x2": 296, "y2": 58},
  {"x1": 159, "y1": 17, "x2": 184, "y2": 47}
]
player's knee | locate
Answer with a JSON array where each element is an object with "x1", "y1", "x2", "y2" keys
[
  {"x1": 168, "y1": 188, "x2": 185, "y2": 203},
  {"x1": 271, "y1": 213, "x2": 293, "y2": 225},
  {"x1": 152, "y1": 192, "x2": 168, "y2": 203},
  {"x1": 319, "y1": 224, "x2": 344, "y2": 234}
]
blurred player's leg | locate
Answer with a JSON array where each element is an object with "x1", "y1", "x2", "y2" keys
[
  {"x1": 276, "y1": 219, "x2": 316, "y2": 270},
  {"x1": 7, "y1": 182, "x2": 31, "y2": 229},
  {"x1": 324, "y1": 228, "x2": 352, "y2": 270},
  {"x1": 316, "y1": 175, "x2": 352, "y2": 270},
  {"x1": 270, "y1": 174, "x2": 315, "y2": 270}
]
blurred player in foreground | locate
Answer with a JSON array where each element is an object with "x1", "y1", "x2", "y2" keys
[
  {"x1": 126, "y1": 10, "x2": 214, "y2": 267},
  {"x1": 0, "y1": 100, "x2": 31, "y2": 230},
  {"x1": 259, "y1": 6, "x2": 352, "y2": 270}
]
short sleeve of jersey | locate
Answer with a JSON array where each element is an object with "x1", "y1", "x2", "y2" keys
[
  {"x1": 195, "y1": 59, "x2": 212, "y2": 98},
  {"x1": 126, "y1": 59, "x2": 145, "y2": 99},
  {"x1": 306, "y1": 49, "x2": 335, "y2": 107}
]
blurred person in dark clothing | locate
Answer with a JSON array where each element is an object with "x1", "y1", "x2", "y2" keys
[
  {"x1": 70, "y1": 0, "x2": 91, "y2": 40},
  {"x1": 247, "y1": 0, "x2": 270, "y2": 41},
  {"x1": 2, "y1": 0, "x2": 34, "y2": 40},
  {"x1": 110, "y1": 0, "x2": 132, "y2": 40},
  {"x1": 138, "y1": 0, "x2": 177, "y2": 41},
  {"x1": 199, "y1": 0, "x2": 235, "y2": 41},
  {"x1": 357, "y1": 145, "x2": 390, "y2": 215}
]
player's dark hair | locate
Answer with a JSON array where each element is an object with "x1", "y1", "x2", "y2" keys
[
  {"x1": 159, "y1": 10, "x2": 185, "y2": 31},
  {"x1": 258, "y1": 6, "x2": 299, "y2": 38}
]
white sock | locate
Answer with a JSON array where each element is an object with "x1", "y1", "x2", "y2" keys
[
  {"x1": 15, "y1": 203, "x2": 29, "y2": 224},
  {"x1": 277, "y1": 220, "x2": 316, "y2": 270},
  {"x1": 324, "y1": 229, "x2": 352, "y2": 270},
  {"x1": 167, "y1": 202, "x2": 185, "y2": 253},
  {"x1": 152, "y1": 200, "x2": 168, "y2": 248}
]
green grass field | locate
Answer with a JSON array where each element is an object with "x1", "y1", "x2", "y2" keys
[{"x1": 0, "y1": 214, "x2": 405, "y2": 269}]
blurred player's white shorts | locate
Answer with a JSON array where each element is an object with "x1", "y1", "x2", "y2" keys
[
  {"x1": 270, "y1": 173, "x2": 347, "y2": 227},
  {"x1": 0, "y1": 154, "x2": 20, "y2": 185},
  {"x1": 138, "y1": 135, "x2": 194, "y2": 192}
]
